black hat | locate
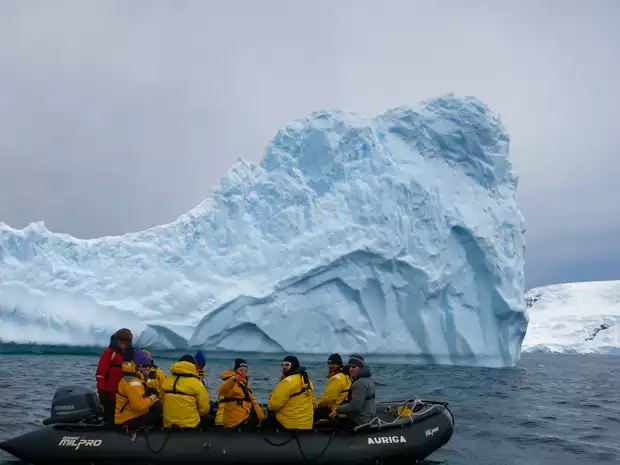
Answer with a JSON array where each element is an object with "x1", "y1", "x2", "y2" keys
[
  {"x1": 234, "y1": 358, "x2": 248, "y2": 371},
  {"x1": 179, "y1": 354, "x2": 197, "y2": 365},
  {"x1": 348, "y1": 353, "x2": 365, "y2": 368},
  {"x1": 327, "y1": 353, "x2": 343, "y2": 366},
  {"x1": 282, "y1": 355, "x2": 300, "y2": 371}
]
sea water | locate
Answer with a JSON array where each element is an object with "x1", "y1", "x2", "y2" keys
[{"x1": 0, "y1": 352, "x2": 618, "y2": 464}]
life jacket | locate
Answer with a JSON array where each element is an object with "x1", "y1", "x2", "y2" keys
[
  {"x1": 217, "y1": 376, "x2": 256, "y2": 417},
  {"x1": 162, "y1": 373, "x2": 202, "y2": 399},
  {"x1": 116, "y1": 371, "x2": 150, "y2": 413},
  {"x1": 218, "y1": 377, "x2": 252, "y2": 405},
  {"x1": 333, "y1": 367, "x2": 351, "y2": 396},
  {"x1": 161, "y1": 371, "x2": 205, "y2": 413},
  {"x1": 287, "y1": 370, "x2": 313, "y2": 399}
]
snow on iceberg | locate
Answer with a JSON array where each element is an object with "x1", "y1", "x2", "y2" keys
[
  {"x1": 0, "y1": 94, "x2": 528, "y2": 367},
  {"x1": 522, "y1": 280, "x2": 620, "y2": 355}
]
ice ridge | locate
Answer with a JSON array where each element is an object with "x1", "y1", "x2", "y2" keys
[{"x1": 0, "y1": 93, "x2": 528, "y2": 367}]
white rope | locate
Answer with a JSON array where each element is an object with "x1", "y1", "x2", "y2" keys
[{"x1": 353, "y1": 398, "x2": 433, "y2": 431}]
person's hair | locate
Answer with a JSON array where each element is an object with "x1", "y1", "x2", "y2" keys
[{"x1": 179, "y1": 354, "x2": 197, "y2": 365}]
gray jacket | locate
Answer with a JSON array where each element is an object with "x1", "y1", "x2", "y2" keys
[{"x1": 335, "y1": 365, "x2": 376, "y2": 425}]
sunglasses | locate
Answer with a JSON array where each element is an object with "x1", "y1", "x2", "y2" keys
[{"x1": 281, "y1": 362, "x2": 292, "y2": 367}]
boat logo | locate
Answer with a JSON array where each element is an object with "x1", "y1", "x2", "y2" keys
[
  {"x1": 368, "y1": 435, "x2": 407, "y2": 445},
  {"x1": 58, "y1": 436, "x2": 103, "y2": 450},
  {"x1": 54, "y1": 405, "x2": 75, "y2": 411},
  {"x1": 425, "y1": 426, "x2": 440, "y2": 437}
]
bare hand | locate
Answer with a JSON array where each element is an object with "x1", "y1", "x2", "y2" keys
[
  {"x1": 328, "y1": 410, "x2": 338, "y2": 419},
  {"x1": 149, "y1": 395, "x2": 158, "y2": 402}
]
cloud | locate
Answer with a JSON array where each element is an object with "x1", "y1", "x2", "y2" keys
[{"x1": 0, "y1": 0, "x2": 619, "y2": 288}]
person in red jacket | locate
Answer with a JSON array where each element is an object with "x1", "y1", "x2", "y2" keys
[{"x1": 96, "y1": 328, "x2": 134, "y2": 423}]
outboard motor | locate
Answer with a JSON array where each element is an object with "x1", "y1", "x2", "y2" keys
[{"x1": 42, "y1": 385, "x2": 103, "y2": 426}]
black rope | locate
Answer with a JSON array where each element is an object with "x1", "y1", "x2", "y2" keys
[
  {"x1": 258, "y1": 427, "x2": 297, "y2": 447},
  {"x1": 143, "y1": 427, "x2": 173, "y2": 454},
  {"x1": 294, "y1": 431, "x2": 336, "y2": 464}
]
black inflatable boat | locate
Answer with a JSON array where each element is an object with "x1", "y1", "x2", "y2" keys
[{"x1": 0, "y1": 385, "x2": 454, "y2": 465}]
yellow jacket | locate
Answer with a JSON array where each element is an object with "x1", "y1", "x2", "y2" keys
[
  {"x1": 161, "y1": 361, "x2": 211, "y2": 428},
  {"x1": 145, "y1": 367, "x2": 166, "y2": 399},
  {"x1": 216, "y1": 369, "x2": 265, "y2": 428},
  {"x1": 267, "y1": 370, "x2": 316, "y2": 430},
  {"x1": 115, "y1": 363, "x2": 157, "y2": 424},
  {"x1": 317, "y1": 369, "x2": 351, "y2": 411},
  {"x1": 155, "y1": 367, "x2": 166, "y2": 385},
  {"x1": 215, "y1": 370, "x2": 234, "y2": 425}
]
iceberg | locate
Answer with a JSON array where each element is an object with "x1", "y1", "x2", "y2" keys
[
  {"x1": 522, "y1": 280, "x2": 620, "y2": 355},
  {"x1": 0, "y1": 94, "x2": 528, "y2": 367}
]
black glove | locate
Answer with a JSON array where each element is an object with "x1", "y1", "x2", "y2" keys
[
  {"x1": 145, "y1": 386, "x2": 159, "y2": 397},
  {"x1": 149, "y1": 369, "x2": 157, "y2": 380}
]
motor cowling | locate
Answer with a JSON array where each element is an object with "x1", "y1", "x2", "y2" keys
[{"x1": 42, "y1": 385, "x2": 103, "y2": 425}]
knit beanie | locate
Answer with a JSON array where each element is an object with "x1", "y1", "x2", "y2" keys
[
  {"x1": 234, "y1": 358, "x2": 248, "y2": 371},
  {"x1": 348, "y1": 353, "x2": 365, "y2": 368},
  {"x1": 327, "y1": 353, "x2": 343, "y2": 366},
  {"x1": 140, "y1": 348, "x2": 155, "y2": 367},
  {"x1": 133, "y1": 350, "x2": 152, "y2": 367},
  {"x1": 282, "y1": 355, "x2": 300, "y2": 371}
]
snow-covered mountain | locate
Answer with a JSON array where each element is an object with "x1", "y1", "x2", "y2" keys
[
  {"x1": 522, "y1": 280, "x2": 620, "y2": 354},
  {"x1": 0, "y1": 94, "x2": 528, "y2": 367}
]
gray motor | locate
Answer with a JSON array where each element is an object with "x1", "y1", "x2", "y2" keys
[{"x1": 42, "y1": 385, "x2": 103, "y2": 425}]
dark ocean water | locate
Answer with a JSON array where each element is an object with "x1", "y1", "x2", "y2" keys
[{"x1": 0, "y1": 352, "x2": 618, "y2": 464}]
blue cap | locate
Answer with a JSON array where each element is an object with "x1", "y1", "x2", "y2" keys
[{"x1": 194, "y1": 351, "x2": 206, "y2": 367}]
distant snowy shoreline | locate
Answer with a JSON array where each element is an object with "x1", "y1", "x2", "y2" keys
[
  {"x1": 522, "y1": 280, "x2": 620, "y2": 355},
  {"x1": 1, "y1": 281, "x2": 618, "y2": 358}
]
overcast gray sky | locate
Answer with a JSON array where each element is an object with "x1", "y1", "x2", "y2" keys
[{"x1": 0, "y1": 0, "x2": 618, "y2": 289}]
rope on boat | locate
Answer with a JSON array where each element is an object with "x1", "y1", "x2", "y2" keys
[{"x1": 353, "y1": 398, "x2": 441, "y2": 432}]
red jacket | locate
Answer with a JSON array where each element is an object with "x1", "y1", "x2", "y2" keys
[{"x1": 96, "y1": 347, "x2": 127, "y2": 401}]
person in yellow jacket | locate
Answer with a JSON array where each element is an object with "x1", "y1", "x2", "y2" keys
[
  {"x1": 141, "y1": 349, "x2": 166, "y2": 398},
  {"x1": 215, "y1": 358, "x2": 265, "y2": 430},
  {"x1": 264, "y1": 355, "x2": 315, "y2": 430},
  {"x1": 161, "y1": 354, "x2": 212, "y2": 428},
  {"x1": 114, "y1": 350, "x2": 162, "y2": 428},
  {"x1": 314, "y1": 353, "x2": 351, "y2": 421}
]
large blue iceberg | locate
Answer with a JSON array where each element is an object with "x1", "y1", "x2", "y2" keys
[{"x1": 0, "y1": 94, "x2": 528, "y2": 367}]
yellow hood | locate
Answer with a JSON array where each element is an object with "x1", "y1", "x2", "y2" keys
[{"x1": 170, "y1": 361, "x2": 199, "y2": 376}]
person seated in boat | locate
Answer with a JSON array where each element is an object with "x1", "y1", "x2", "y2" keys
[
  {"x1": 161, "y1": 354, "x2": 213, "y2": 428},
  {"x1": 314, "y1": 353, "x2": 352, "y2": 422},
  {"x1": 194, "y1": 350, "x2": 207, "y2": 386},
  {"x1": 263, "y1": 355, "x2": 316, "y2": 430},
  {"x1": 215, "y1": 358, "x2": 265, "y2": 430},
  {"x1": 321, "y1": 354, "x2": 376, "y2": 430},
  {"x1": 114, "y1": 350, "x2": 162, "y2": 429},
  {"x1": 96, "y1": 328, "x2": 135, "y2": 424},
  {"x1": 140, "y1": 349, "x2": 165, "y2": 397}
]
